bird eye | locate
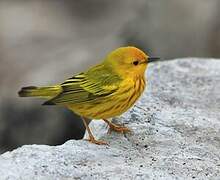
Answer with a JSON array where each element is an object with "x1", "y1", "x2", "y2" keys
[{"x1": 133, "y1": 60, "x2": 139, "y2": 66}]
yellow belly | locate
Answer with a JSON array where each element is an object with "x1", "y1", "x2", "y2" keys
[{"x1": 67, "y1": 77, "x2": 145, "y2": 119}]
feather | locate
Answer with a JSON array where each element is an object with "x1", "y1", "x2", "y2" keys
[{"x1": 44, "y1": 64, "x2": 122, "y2": 105}]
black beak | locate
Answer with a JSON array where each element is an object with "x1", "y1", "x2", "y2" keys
[{"x1": 148, "y1": 57, "x2": 160, "y2": 63}]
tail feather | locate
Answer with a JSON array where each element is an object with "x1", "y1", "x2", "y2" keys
[
  {"x1": 18, "y1": 85, "x2": 62, "y2": 99},
  {"x1": 42, "y1": 100, "x2": 56, "y2": 105}
]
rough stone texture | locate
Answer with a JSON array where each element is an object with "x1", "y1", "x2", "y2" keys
[{"x1": 0, "y1": 59, "x2": 220, "y2": 180}]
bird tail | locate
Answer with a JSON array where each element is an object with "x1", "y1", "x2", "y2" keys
[{"x1": 18, "y1": 85, "x2": 62, "y2": 99}]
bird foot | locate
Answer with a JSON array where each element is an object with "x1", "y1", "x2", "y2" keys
[
  {"x1": 84, "y1": 138, "x2": 109, "y2": 145},
  {"x1": 108, "y1": 124, "x2": 131, "y2": 134}
]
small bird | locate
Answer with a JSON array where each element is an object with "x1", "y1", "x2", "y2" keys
[{"x1": 18, "y1": 46, "x2": 159, "y2": 145}]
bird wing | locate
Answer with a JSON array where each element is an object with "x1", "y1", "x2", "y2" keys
[{"x1": 44, "y1": 64, "x2": 122, "y2": 105}]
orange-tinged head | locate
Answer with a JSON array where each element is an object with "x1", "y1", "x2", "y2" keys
[{"x1": 104, "y1": 46, "x2": 158, "y2": 78}]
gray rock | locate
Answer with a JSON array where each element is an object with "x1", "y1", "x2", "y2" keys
[{"x1": 0, "y1": 59, "x2": 220, "y2": 180}]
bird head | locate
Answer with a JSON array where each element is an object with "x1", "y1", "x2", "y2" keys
[{"x1": 105, "y1": 46, "x2": 159, "y2": 78}]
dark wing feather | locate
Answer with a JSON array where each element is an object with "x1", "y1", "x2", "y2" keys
[{"x1": 44, "y1": 64, "x2": 122, "y2": 105}]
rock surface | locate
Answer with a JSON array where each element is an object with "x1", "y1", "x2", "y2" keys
[{"x1": 0, "y1": 59, "x2": 220, "y2": 180}]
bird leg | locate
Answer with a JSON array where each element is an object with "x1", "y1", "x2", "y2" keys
[
  {"x1": 103, "y1": 119, "x2": 131, "y2": 134},
  {"x1": 81, "y1": 117, "x2": 108, "y2": 145}
]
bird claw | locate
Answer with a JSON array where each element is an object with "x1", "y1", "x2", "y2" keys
[
  {"x1": 84, "y1": 138, "x2": 109, "y2": 145},
  {"x1": 108, "y1": 124, "x2": 131, "y2": 134}
]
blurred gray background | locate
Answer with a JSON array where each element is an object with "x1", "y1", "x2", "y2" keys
[{"x1": 0, "y1": 0, "x2": 220, "y2": 153}]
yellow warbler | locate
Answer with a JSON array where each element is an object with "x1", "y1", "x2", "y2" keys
[{"x1": 18, "y1": 46, "x2": 159, "y2": 145}]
